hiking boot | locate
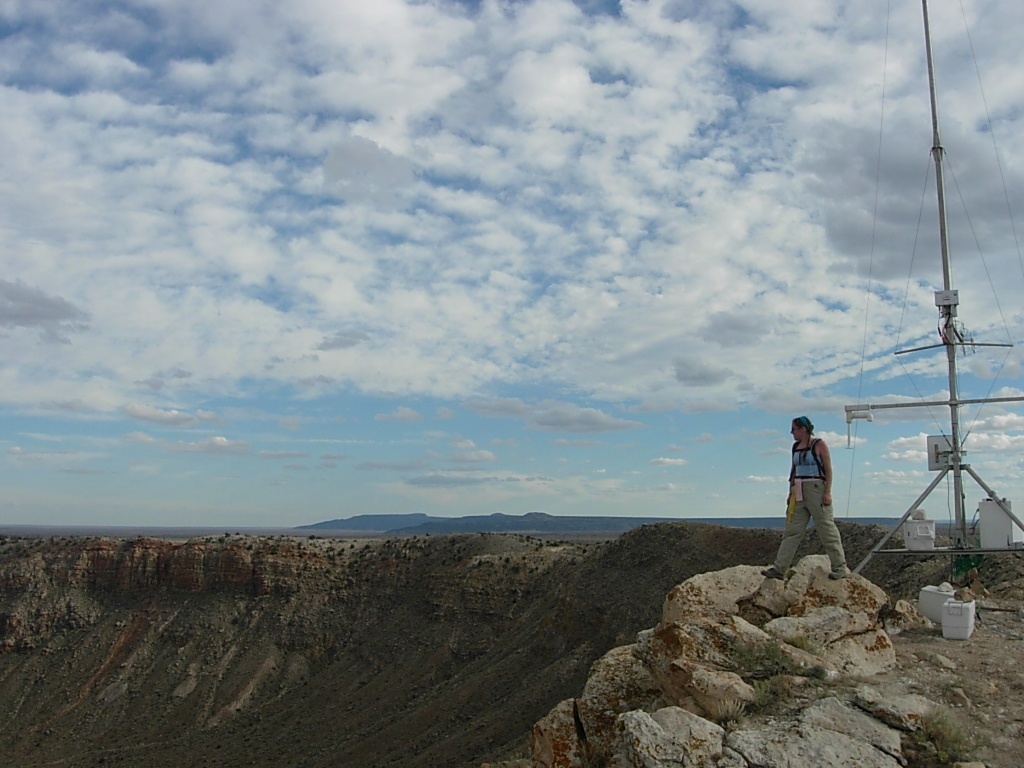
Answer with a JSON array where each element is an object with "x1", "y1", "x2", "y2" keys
[
  {"x1": 828, "y1": 567, "x2": 849, "y2": 580},
  {"x1": 761, "y1": 567, "x2": 785, "y2": 580}
]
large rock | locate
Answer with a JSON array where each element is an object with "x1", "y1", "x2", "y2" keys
[
  {"x1": 610, "y1": 707, "x2": 724, "y2": 768},
  {"x1": 854, "y1": 685, "x2": 936, "y2": 731},
  {"x1": 663, "y1": 565, "x2": 766, "y2": 621},
  {"x1": 764, "y1": 605, "x2": 874, "y2": 645},
  {"x1": 531, "y1": 556, "x2": 908, "y2": 768},
  {"x1": 576, "y1": 645, "x2": 664, "y2": 756},
  {"x1": 725, "y1": 723, "x2": 904, "y2": 768},
  {"x1": 783, "y1": 556, "x2": 889, "y2": 619},
  {"x1": 824, "y1": 627, "x2": 897, "y2": 676},
  {"x1": 531, "y1": 699, "x2": 583, "y2": 768},
  {"x1": 800, "y1": 696, "x2": 904, "y2": 763}
]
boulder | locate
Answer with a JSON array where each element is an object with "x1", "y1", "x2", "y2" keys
[
  {"x1": 884, "y1": 599, "x2": 933, "y2": 633},
  {"x1": 725, "y1": 722, "x2": 904, "y2": 768},
  {"x1": 854, "y1": 685, "x2": 936, "y2": 731},
  {"x1": 663, "y1": 565, "x2": 766, "y2": 622},
  {"x1": 531, "y1": 699, "x2": 582, "y2": 768},
  {"x1": 576, "y1": 645, "x2": 663, "y2": 756},
  {"x1": 764, "y1": 605, "x2": 874, "y2": 645},
  {"x1": 531, "y1": 556, "x2": 911, "y2": 768},
  {"x1": 824, "y1": 627, "x2": 897, "y2": 676},
  {"x1": 800, "y1": 696, "x2": 904, "y2": 763},
  {"x1": 610, "y1": 707, "x2": 724, "y2": 768},
  {"x1": 783, "y1": 556, "x2": 889, "y2": 619}
]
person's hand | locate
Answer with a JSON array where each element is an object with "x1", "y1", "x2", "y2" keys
[{"x1": 823, "y1": 492, "x2": 832, "y2": 506}]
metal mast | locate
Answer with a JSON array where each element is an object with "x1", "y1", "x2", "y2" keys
[
  {"x1": 849, "y1": 0, "x2": 1024, "y2": 571},
  {"x1": 922, "y1": 0, "x2": 966, "y2": 543}
]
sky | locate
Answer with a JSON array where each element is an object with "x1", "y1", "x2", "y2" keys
[{"x1": 3, "y1": 0, "x2": 1024, "y2": 529}]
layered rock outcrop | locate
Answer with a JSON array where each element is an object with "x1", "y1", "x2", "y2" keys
[{"x1": 531, "y1": 555, "x2": 931, "y2": 768}]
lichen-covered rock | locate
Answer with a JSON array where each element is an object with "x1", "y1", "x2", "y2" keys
[
  {"x1": 530, "y1": 555, "x2": 914, "y2": 768},
  {"x1": 854, "y1": 685, "x2": 936, "y2": 731},
  {"x1": 824, "y1": 627, "x2": 897, "y2": 676},
  {"x1": 610, "y1": 707, "x2": 724, "y2": 768},
  {"x1": 800, "y1": 696, "x2": 904, "y2": 763},
  {"x1": 663, "y1": 565, "x2": 766, "y2": 622},
  {"x1": 576, "y1": 645, "x2": 664, "y2": 756},
  {"x1": 725, "y1": 722, "x2": 904, "y2": 767},
  {"x1": 783, "y1": 556, "x2": 889, "y2": 620},
  {"x1": 764, "y1": 605, "x2": 875, "y2": 645},
  {"x1": 885, "y1": 599, "x2": 934, "y2": 633},
  {"x1": 531, "y1": 699, "x2": 583, "y2": 768}
]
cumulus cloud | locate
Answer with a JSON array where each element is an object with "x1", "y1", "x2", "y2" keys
[
  {"x1": 700, "y1": 310, "x2": 775, "y2": 347},
  {"x1": 375, "y1": 406, "x2": 424, "y2": 422},
  {"x1": 166, "y1": 437, "x2": 250, "y2": 455},
  {"x1": 530, "y1": 403, "x2": 645, "y2": 433},
  {"x1": 405, "y1": 473, "x2": 489, "y2": 487},
  {"x1": 324, "y1": 136, "x2": 417, "y2": 208},
  {"x1": 466, "y1": 398, "x2": 643, "y2": 433},
  {"x1": 354, "y1": 459, "x2": 430, "y2": 471},
  {"x1": 5, "y1": 0, "x2": 1024, "y2": 524},
  {"x1": 316, "y1": 330, "x2": 371, "y2": 351},
  {"x1": 450, "y1": 450, "x2": 497, "y2": 463},
  {"x1": 0, "y1": 279, "x2": 89, "y2": 343},
  {"x1": 650, "y1": 457, "x2": 688, "y2": 466},
  {"x1": 123, "y1": 404, "x2": 200, "y2": 426},
  {"x1": 673, "y1": 356, "x2": 733, "y2": 387}
]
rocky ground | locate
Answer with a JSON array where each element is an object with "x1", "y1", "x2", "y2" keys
[
  {"x1": 880, "y1": 597, "x2": 1024, "y2": 767},
  {"x1": 852, "y1": 536, "x2": 1024, "y2": 767},
  {"x1": 0, "y1": 521, "x2": 1021, "y2": 768}
]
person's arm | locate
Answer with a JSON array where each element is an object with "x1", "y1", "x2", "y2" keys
[{"x1": 817, "y1": 440, "x2": 833, "y2": 505}]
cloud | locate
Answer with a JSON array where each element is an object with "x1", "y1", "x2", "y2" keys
[
  {"x1": 699, "y1": 310, "x2": 775, "y2": 347},
  {"x1": 531, "y1": 404, "x2": 645, "y2": 433},
  {"x1": 316, "y1": 330, "x2": 371, "y2": 351},
  {"x1": 123, "y1": 404, "x2": 200, "y2": 426},
  {"x1": 375, "y1": 406, "x2": 424, "y2": 422},
  {"x1": 466, "y1": 398, "x2": 643, "y2": 433},
  {"x1": 166, "y1": 437, "x2": 250, "y2": 455},
  {"x1": 259, "y1": 450, "x2": 310, "y2": 459},
  {"x1": 672, "y1": 356, "x2": 733, "y2": 387},
  {"x1": 354, "y1": 459, "x2": 430, "y2": 471},
  {"x1": 4, "y1": 0, "x2": 1024, "y2": 526},
  {"x1": 450, "y1": 450, "x2": 496, "y2": 463},
  {"x1": 0, "y1": 279, "x2": 89, "y2": 343},
  {"x1": 650, "y1": 457, "x2": 688, "y2": 466},
  {"x1": 464, "y1": 398, "x2": 533, "y2": 419},
  {"x1": 405, "y1": 473, "x2": 489, "y2": 487},
  {"x1": 324, "y1": 136, "x2": 417, "y2": 208},
  {"x1": 40, "y1": 399, "x2": 91, "y2": 412}
]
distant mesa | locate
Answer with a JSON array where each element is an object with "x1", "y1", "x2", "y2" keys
[
  {"x1": 296, "y1": 511, "x2": 682, "y2": 535},
  {"x1": 297, "y1": 513, "x2": 902, "y2": 535}
]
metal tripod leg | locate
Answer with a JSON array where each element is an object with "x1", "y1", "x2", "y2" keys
[{"x1": 853, "y1": 468, "x2": 949, "y2": 574}]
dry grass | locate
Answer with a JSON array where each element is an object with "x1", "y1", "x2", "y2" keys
[{"x1": 704, "y1": 697, "x2": 747, "y2": 725}]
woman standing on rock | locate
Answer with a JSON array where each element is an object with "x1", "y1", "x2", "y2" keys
[{"x1": 762, "y1": 416, "x2": 848, "y2": 580}]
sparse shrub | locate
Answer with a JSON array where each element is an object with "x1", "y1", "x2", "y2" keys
[
  {"x1": 917, "y1": 705, "x2": 974, "y2": 763},
  {"x1": 731, "y1": 640, "x2": 798, "y2": 681},
  {"x1": 750, "y1": 676, "x2": 792, "y2": 713},
  {"x1": 704, "y1": 697, "x2": 746, "y2": 725}
]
